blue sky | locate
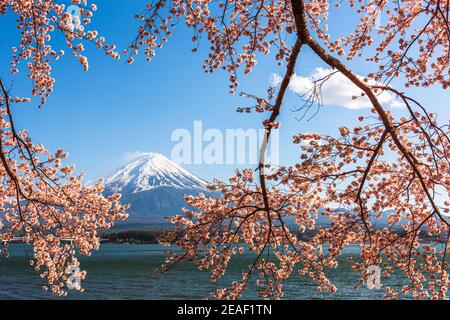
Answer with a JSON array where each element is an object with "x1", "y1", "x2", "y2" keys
[{"x1": 0, "y1": 0, "x2": 448, "y2": 182}]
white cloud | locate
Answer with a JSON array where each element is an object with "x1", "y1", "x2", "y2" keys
[
  {"x1": 272, "y1": 68, "x2": 404, "y2": 110},
  {"x1": 270, "y1": 73, "x2": 283, "y2": 87}
]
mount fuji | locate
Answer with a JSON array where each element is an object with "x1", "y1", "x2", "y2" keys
[{"x1": 103, "y1": 153, "x2": 208, "y2": 225}]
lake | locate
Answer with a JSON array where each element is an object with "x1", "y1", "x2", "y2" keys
[{"x1": 0, "y1": 243, "x2": 409, "y2": 300}]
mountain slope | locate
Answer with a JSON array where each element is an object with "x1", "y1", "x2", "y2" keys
[
  {"x1": 103, "y1": 153, "x2": 208, "y2": 224},
  {"x1": 104, "y1": 153, "x2": 207, "y2": 194}
]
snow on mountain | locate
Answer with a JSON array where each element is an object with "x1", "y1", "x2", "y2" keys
[
  {"x1": 103, "y1": 153, "x2": 208, "y2": 224},
  {"x1": 104, "y1": 153, "x2": 207, "y2": 194}
]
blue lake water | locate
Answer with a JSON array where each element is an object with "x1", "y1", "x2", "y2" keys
[{"x1": 0, "y1": 243, "x2": 409, "y2": 300}]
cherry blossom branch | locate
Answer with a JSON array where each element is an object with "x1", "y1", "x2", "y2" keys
[{"x1": 290, "y1": 0, "x2": 448, "y2": 228}]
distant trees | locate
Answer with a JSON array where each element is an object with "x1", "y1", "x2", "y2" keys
[{"x1": 104, "y1": 230, "x2": 160, "y2": 244}]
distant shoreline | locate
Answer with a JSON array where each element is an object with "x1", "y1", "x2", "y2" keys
[
  {"x1": 101, "y1": 230, "x2": 160, "y2": 244},
  {"x1": 99, "y1": 228, "x2": 448, "y2": 245}
]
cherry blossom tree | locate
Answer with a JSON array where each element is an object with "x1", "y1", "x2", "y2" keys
[
  {"x1": 0, "y1": 1, "x2": 127, "y2": 296},
  {"x1": 127, "y1": 0, "x2": 450, "y2": 299}
]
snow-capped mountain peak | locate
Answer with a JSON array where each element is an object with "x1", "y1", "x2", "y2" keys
[{"x1": 104, "y1": 153, "x2": 207, "y2": 194}]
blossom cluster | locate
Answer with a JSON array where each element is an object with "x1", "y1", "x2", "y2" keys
[
  {"x1": 129, "y1": 0, "x2": 450, "y2": 89},
  {"x1": 0, "y1": 93, "x2": 128, "y2": 296},
  {"x1": 3, "y1": 0, "x2": 119, "y2": 106}
]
